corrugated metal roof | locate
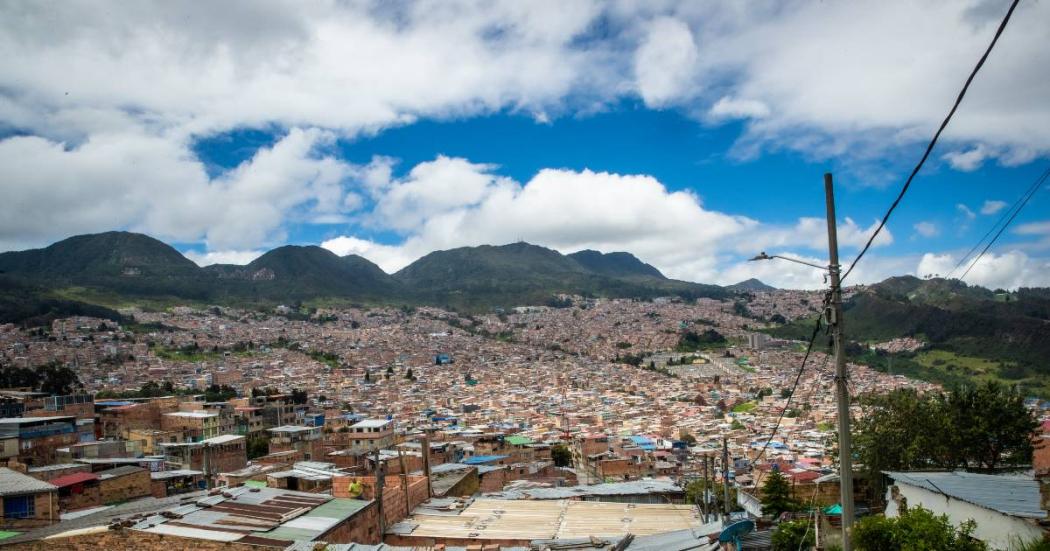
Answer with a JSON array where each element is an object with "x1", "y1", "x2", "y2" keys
[
  {"x1": 49, "y1": 472, "x2": 100, "y2": 488},
  {"x1": 885, "y1": 471, "x2": 1047, "y2": 519},
  {"x1": 0, "y1": 467, "x2": 58, "y2": 496}
]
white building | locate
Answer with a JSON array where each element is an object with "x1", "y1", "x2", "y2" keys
[{"x1": 884, "y1": 471, "x2": 1046, "y2": 550}]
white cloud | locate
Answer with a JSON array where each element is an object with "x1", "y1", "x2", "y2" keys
[
  {"x1": 918, "y1": 250, "x2": 1050, "y2": 289},
  {"x1": 0, "y1": 127, "x2": 357, "y2": 251},
  {"x1": 913, "y1": 221, "x2": 939, "y2": 238},
  {"x1": 980, "y1": 199, "x2": 1007, "y2": 215},
  {"x1": 182, "y1": 249, "x2": 265, "y2": 267},
  {"x1": 319, "y1": 156, "x2": 901, "y2": 285},
  {"x1": 944, "y1": 146, "x2": 990, "y2": 172},
  {"x1": 956, "y1": 204, "x2": 977, "y2": 221},
  {"x1": 633, "y1": 17, "x2": 699, "y2": 107},
  {"x1": 708, "y1": 96, "x2": 770, "y2": 120}
]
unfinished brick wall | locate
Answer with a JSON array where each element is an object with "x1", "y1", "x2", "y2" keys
[
  {"x1": 332, "y1": 474, "x2": 429, "y2": 527},
  {"x1": 100, "y1": 471, "x2": 151, "y2": 504}
]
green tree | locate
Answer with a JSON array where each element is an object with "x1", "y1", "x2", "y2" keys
[
  {"x1": 551, "y1": 444, "x2": 572, "y2": 467},
  {"x1": 246, "y1": 434, "x2": 271, "y2": 459},
  {"x1": 290, "y1": 388, "x2": 308, "y2": 404},
  {"x1": 853, "y1": 506, "x2": 987, "y2": 551},
  {"x1": 761, "y1": 471, "x2": 798, "y2": 519},
  {"x1": 771, "y1": 519, "x2": 814, "y2": 551}
]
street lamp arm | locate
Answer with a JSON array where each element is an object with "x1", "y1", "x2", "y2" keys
[{"x1": 748, "y1": 252, "x2": 828, "y2": 271}]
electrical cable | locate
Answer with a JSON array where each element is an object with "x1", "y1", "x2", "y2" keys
[
  {"x1": 839, "y1": 0, "x2": 1021, "y2": 285},
  {"x1": 946, "y1": 167, "x2": 1050, "y2": 278},
  {"x1": 959, "y1": 167, "x2": 1050, "y2": 281}
]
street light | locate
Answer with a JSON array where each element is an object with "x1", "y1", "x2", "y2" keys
[
  {"x1": 747, "y1": 251, "x2": 829, "y2": 272},
  {"x1": 746, "y1": 174, "x2": 856, "y2": 551}
]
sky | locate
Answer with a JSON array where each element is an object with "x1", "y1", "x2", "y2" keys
[{"x1": 1, "y1": 0, "x2": 1048, "y2": 290}]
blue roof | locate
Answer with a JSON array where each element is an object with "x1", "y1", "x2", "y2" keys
[
  {"x1": 462, "y1": 455, "x2": 508, "y2": 465},
  {"x1": 95, "y1": 401, "x2": 135, "y2": 407}
]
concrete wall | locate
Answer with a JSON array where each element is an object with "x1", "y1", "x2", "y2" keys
[{"x1": 888, "y1": 483, "x2": 1044, "y2": 550}]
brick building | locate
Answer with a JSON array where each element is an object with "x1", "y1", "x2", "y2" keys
[
  {"x1": 0, "y1": 466, "x2": 59, "y2": 529},
  {"x1": 0, "y1": 416, "x2": 79, "y2": 466}
]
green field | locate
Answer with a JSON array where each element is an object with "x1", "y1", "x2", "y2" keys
[
  {"x1": 732, "y1": 401, "x2": 757, "y2": 413},
  {"x1": 913, "y1": 349, "x2": 1050, "y2": 396}
]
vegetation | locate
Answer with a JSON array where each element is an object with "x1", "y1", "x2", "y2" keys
[
  {"x1": 732, "y1": 401, "x2": 757, "y2": 413},
  {"x1": 854, "y1": 382, "x2": 1036, "y2": 498},
  {"x1": 246, "y1": 434, "x2": 271, "y2": 459},
  {"x1": 771, "y1": 519, "x2": 814, "y2": 551},
  {"x1": 684, "y1": 479, "x2": 741, "y2": 514},
  {"x1": 0, "y1": 361, "x2": 83, "y2": 395},
  {"x1": 853, "y1": 506, "x2": 986, "y2": 551},
  {"x1": 676, "y1": 329, "x2": 726, "y2": 352},
  {"x1": 760, "y1": 471, "x2": 800, "y2": 519},
  {"x1": 769, "y1": 276, "x2": 1050, "y2": 396},
  {"x1": 551, "y1": 444, "x2": 572, "y2": 467}
]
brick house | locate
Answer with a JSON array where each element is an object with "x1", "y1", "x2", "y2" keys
[{"x1": 0, "y1": 467, "x2": 59, "y2": 529}]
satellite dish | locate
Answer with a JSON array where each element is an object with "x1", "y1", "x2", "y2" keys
[{"x1": 718, "y1": 519, "x2": 755, "y2": 547}]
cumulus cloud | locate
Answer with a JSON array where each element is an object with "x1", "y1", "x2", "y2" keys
[
  {"x1": 918, "y1": 250, "x2": 1050, "y2": 289},
  {"x1": 183, "y1": 249, "x2": 266, "y2": 267},
  {"x1": 0, "y1": 127, "x2": 357, "y2": 251},
  {"x1": 944, "y1": 146, "x2": 990, "y2": 172},
  {"x1": 980, "y1": 199, "x2": 1007, "y2": 215},
  {"x1": 316, "y1": 156, "x2": 900, "y2": 285},
  {"x1": 914, "y1": 221, "x2": 939, "y2": 238},
  {"x1": 956, "y1": 204, "x2": 977, "y2": 221},
  {"x1": 633, "y1": 17, "x2": 700, "y2": 107}
]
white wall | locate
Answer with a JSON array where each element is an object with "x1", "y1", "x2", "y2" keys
[{"x1": 887, "y1": 483, "x2": 1044, "y2": 550}]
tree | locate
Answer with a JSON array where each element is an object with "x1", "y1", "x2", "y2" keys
[
  {"x1": 551, "y1": 444, "x2": 572, "y2": 467},
  {"x1": 771, "y1": 519, "x2": 814, "y2": 551},
  {"x1": 405, "y1": 368, "x2": 414, "y2": 380},
  {"x1": 246, "y1": 434, "x2": 270, "y2": 459},
  {"x1": 853, "y1": 506, "x2": 986, "y2": 551},
  {"x1": 204, "y1": 384, "x2": 237, "y2": 402},
  {"x1": 761, "y1": 471, "x2": 798, "y2": 519},
  {"x1": 685, "y1": 479, "x2": 740, "y2": 514},
  {"x1": 679, "y1": 432, "x2": 697, "y2": 446},
  {"x1": 854, "y1": 382, "x2": 1036, "y2": 487},
  {"x1": 290, "y1": 388, "x2": 308, "y2": 404}
]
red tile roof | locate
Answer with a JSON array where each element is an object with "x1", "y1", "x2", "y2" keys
[{"x1": 49, "y1": 472, "x2": 100, "y2": 487}]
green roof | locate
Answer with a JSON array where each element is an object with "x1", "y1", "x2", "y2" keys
[
  {"x1": 243, "y1": 480, "x2": 267, "y2": 488},
  {"x1": 506, "y1": 435, "x2": 533, "y2": 446},
  {"x1": 0, "y1": 531, "x2": 21, "y2": 541}
]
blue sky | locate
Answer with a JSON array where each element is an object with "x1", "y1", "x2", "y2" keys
[{"x1": 1, "y1": 1, "x2": 1048, "y2": 288}]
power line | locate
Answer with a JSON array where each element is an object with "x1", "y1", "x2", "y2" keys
[
  {"x1": 948, "y1": 166, "x2": 1050, "y2": 279},
  {"x1": 960, "y1": 167, "x2": 1050, "y2": 280},
  {"x1": 840, "y1": 0, "x2": 1021, "y2": 285},
  {"x1": 751, "y1": 311, "x2": 825, "y2": 473}
]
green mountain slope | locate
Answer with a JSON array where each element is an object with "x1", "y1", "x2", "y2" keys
[
  {"x1": 767, "y1": 276, "x2": 1050, "y2": 395},
  {"x1": 727, "y1": 278, "x2": 777, "y2": 292},
  {"x1": 568, "y1": 250, "x2": 665, "y2": 279},
  {"x1": 395, "y1": 242, "x2": 727, "y2": 309}
]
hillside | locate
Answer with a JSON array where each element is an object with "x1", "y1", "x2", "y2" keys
[
  {"x1": 727, "y1": 278, "x2": 777, "y2": 292},
  {"x1": 567, "y1": 250, "x2": 665, "y2": 279},
  {"x1": 0, "y1": 233, "x2": 728, "y2": 314},
  {"x1": 766, "y1": 276, "x2": 1050, "y2": 395},
  {"x1": 395, "y1": 242, "x2": 727, "y2": 309}
]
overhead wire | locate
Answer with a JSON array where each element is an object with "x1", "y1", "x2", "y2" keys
[
  {"x1": 946, "y1": 166, "x2": 1050, "y2": 278},
  {"x1": 959, "y1": 167, "x2": 1050, "y2": 281},
  {"x1": 839, "y1": 0, "x2": 1021, "y2": 285}
]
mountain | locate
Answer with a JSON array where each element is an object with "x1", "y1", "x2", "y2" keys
[
  {"x1": 727, "y1": 278, "x2": 777, "y2": 292},
  {"x1": 0, "y1": 232, "x2": 199, "y2": 279},
  {"x1": 395, "y1": 242, "x2": 727, "y2": 308},
  {"x1": 204, "y1": 245, "x2": 400, "y2": 301},
  {"x1": 767, "y1": 276, "x2": 1050, "y2": 395},
  {"x1": 568, "y1": 250, "x2": 665, "y2": 279},
  {"x1": 0, "y1": 233, "x2": 729, "y2": 313}
]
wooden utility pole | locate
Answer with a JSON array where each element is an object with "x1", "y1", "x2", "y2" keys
[
  {"x1": 722, "y1": 438, "x2": 730, "y2": 520},
  {"x1": 825, "y1": 173, "x2": 855, "y2": 551},
  {"x1": 701, "y1": 455, "x2": 710, "y2": 521},
  {"x1": 374, "y1": 449, "x2": 386, "y2": 537},
  {"x1": 422, "y1": 434, "x2": 433, "y2": 498}
]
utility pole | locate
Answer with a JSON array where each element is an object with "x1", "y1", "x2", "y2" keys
[
  {"x1": 722, "y1": 438, "x2": 730, "y2": 521},
  {"x1": 702, "y1": 455, "x2": 710, "y2": 522},
  {"x1": 203, "y1": 441, "x2": 212, "y2": 490},
  {"x1": 825, "y1": 173, "x2": 855, "y2": 551}
]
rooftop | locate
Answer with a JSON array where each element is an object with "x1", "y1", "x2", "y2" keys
[
  {"x1": 350, "y1": 419, "x2": 392, "y2": 429},
  {"x1": 0, "y1": 468, "x2": 58, "y2": 496},
  {"x1": 885, "y1": 471, "x2": 1047, "y2": 519}
]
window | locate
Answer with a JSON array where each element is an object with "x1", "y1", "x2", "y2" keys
[{"x1": 3, "y1": 494, "x2": 35, "y2": 519}]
